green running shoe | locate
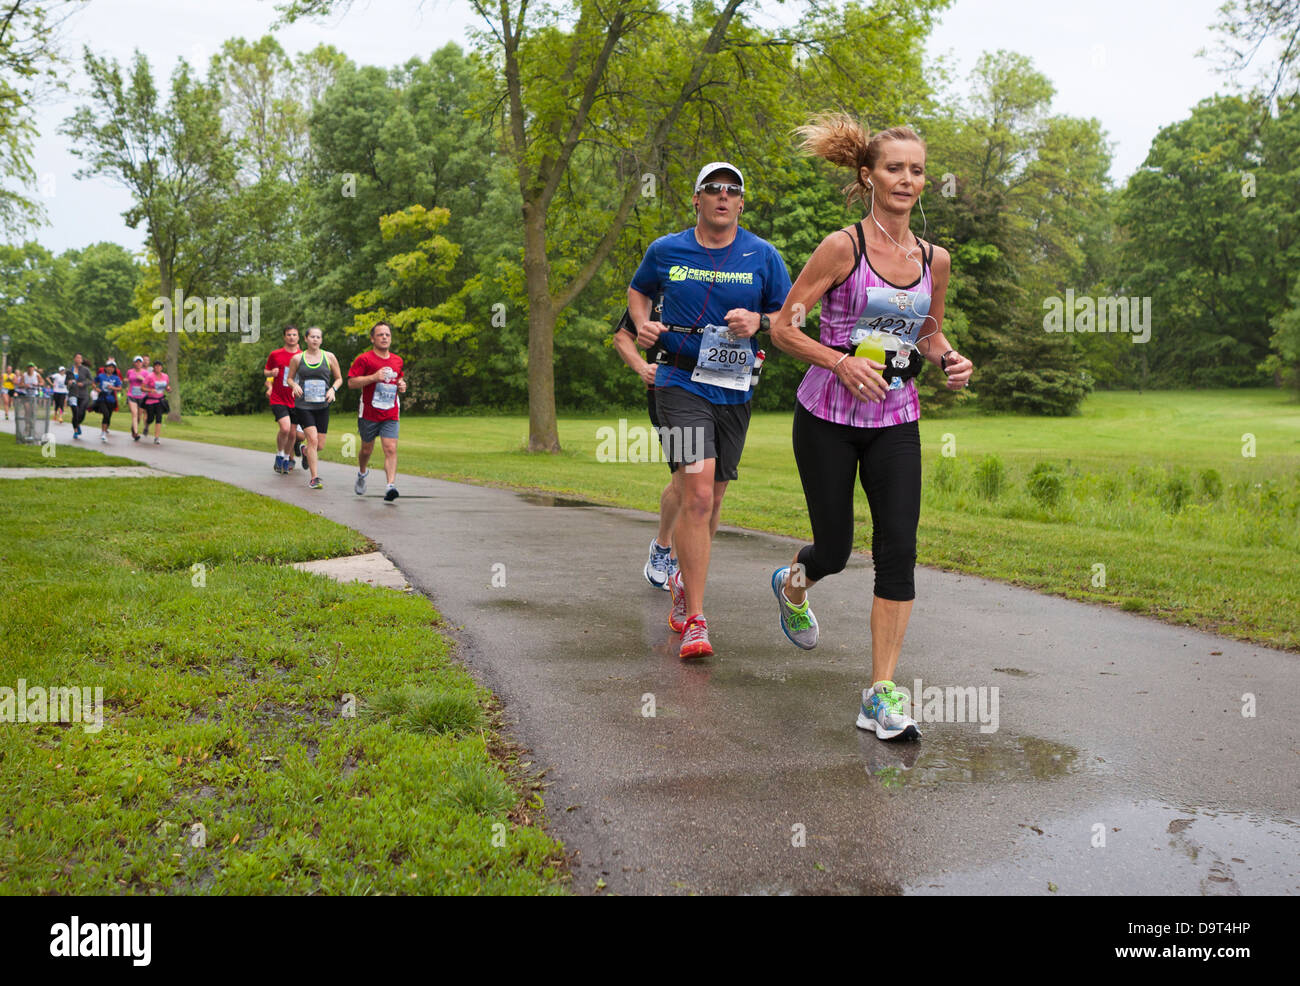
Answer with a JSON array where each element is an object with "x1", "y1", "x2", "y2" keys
[
  {"x1": 772, "y1": 566, "x2": 818, "y2": 649},
  {"x1": 856, "y1": 680, "x2": 920, "y2": 740}
]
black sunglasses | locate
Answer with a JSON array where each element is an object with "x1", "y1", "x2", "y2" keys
[{"x1": 698, "y1": 182, "x2": 742, "y2": 196}]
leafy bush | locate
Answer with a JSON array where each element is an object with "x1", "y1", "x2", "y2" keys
[
  {"x1": 1027, "y1": 462, "x2": 1065, "y2": 508},
  {"x1": 1160, "y1": 473, "x2": 1193, "y2": 514},
  {"x1": 930, "y1": 456, "x2": 960, "y2": 493},
  {"x1": 973, "y1": 454, "x2": 1005, "y2": 500},
  {"x1": 1198, "y1": 468, "x2": 1223, "y2": 501},
  {"x1": 978, "y1": 363, "x2": 1093, "y2": 416}
]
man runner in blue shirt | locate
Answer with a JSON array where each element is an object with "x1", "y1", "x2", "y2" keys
[{"x1": 630, "y1": 161, "x2": 792, "y2": 659}]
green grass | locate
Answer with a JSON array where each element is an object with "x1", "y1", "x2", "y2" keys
[
  {"x1": 0, "y1": 478, "x2": 566, "y2": 895},
  {"x1": 168, "y1": 390, "x2": 1300, "y2": 651},
  {"x1": 0, "y1": 439, "x2": 138, "y2": 468}
]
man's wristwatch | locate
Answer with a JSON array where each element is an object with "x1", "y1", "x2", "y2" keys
[
  {"x1": 759, "y1": 313, "x2": 770, "y2": 333},
  {"x1": 940, "y1": 350, "x2": 956, "y2": 371}
]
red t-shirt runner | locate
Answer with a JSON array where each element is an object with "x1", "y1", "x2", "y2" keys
[
  {"x1": 264, "y1": 348, "x2": 299, "y2": 407},
  {"x1": 349, "y1": 351, "x2": 404, "y2": 422}
]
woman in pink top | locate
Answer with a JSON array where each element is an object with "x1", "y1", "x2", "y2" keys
[
  {"x1": 768, "y1": 114, "x2": 973, "y2": 741},
  {"x1": 143, "y1": 358, "x2": 170, "y2": 444},
  {"x1": 125, "y1": 356, "x2": 149, "y2": 441}
]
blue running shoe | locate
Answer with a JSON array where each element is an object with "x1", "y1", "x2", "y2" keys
[
  {"x1": 771, "y1": 566, "x2": 818, "y2": 649},
  {"x1": 274, "y1": 455, "x2": 284, "y2": 474},
  {"x1": 644, "y1": 538, "x2": 673, "y2": 590},
  {"x1": 856, "y1": 681, "x2": 920, "y2": 740}
]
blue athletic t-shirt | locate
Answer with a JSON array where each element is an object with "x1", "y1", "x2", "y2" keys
[
  {"x1": 630, "y1": 227, "x2": 791, "y2": 405},
  {"x1": 96, "y1": 372, "x2": 121, "y2": 405}
]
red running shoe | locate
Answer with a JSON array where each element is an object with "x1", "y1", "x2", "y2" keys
[
  {"x1": 679, "y1": 614, "x2": 712, "y2": 660},
  {"x1": 668, "y1": 570, "x2": 688, "y2": 633}
]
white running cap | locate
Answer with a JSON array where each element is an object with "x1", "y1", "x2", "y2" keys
[{"x1": 694, "y1": 162, "x2": 743, "y2": 192}]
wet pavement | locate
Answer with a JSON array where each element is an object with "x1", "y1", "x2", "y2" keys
[{"x1": 16, "y1": 422, "x2": 1299, "y2": 895}]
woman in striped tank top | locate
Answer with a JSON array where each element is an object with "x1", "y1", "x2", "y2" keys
[{"x1": 768, "y1": 114, "x2": 973, "y2": 741}]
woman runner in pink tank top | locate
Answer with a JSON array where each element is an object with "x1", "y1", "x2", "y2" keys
[{"x1": 767, "y1": 113, "x2": 973, "y2": 741}]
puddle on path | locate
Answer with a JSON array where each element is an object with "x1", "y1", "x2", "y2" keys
[
  {"x1": 859, "y1": 729, "x2": 1082, "y2": 788},
  {"x1": 518, "y1": 493, "x2": 600, "y2": 508},
  {"x1": 909, "y1": 800, "x2": 1300, "y2": 895}
]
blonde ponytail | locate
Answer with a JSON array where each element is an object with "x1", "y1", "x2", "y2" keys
[{"x1": 796, "y1": 113, "x2": 925, "y2": 208}]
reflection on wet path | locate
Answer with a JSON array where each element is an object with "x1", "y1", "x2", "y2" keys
[{"x1": 908, "y1": 800, "x2": 1299, "y2": 895}]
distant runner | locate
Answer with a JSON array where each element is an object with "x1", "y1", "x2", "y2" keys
[
  {"x1": 347, "y1": 321, "x2": 405, "y2": 502},
  {"x1": 67, "y1": 355, "x2": 93, "y2": 439},
  {"x1": 143, "y1": 358, "x2": 170, "y2": 444},
  {"x1": 16, "y1": 363, "x2": 45, "y2": 396},
  {"x1": 51, "y1": 367, "x2": 68, "y2": 424},
  {"x1": 264, "y1": 325, "x2": 302, "y2": 474},
  {"x1": 125, "y1": 356, "x2": 148, "y2": 441},
  {"x1": 94, "y1": 358, "x2": 122, "y2": 442},
  {"x1": 286, "y1": 327, "x2": 343, "y2": 490}
]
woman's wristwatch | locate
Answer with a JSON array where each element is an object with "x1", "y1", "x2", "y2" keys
[{"x1": 940, "y1": 350, "x2": 956, "y2": 371}]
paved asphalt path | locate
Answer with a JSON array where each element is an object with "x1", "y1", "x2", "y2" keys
[{"x1": 14, "y1": 422, "x2": 1299, "y2": 895}]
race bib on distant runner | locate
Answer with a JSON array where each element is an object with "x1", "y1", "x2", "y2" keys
[
  {"x1": 69, "y1": 395, "x2": 77, "y2": 407},
  {"x1": 282, "y1": 366, "x2": 292, "y2": 386},
  {"x1": 154, "y1": 380, "x2": 166, "y2": 395},
  {"x1": 129, "y1": 384, "x2": 144, "y2": 398},
  {"x1": 372, "y1": 382, "x2": 398, "y2": 410},
  {"x1": 690, "y1": 323, "x2": 753, "y2": 392},
  {"x1": 303, "y1": 378, "x2": 328, "y2": 403}
]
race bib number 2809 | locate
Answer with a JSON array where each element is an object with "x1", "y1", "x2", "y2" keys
[{"x1": 690, "y1": 323, "x2": 753, "y2": 392}]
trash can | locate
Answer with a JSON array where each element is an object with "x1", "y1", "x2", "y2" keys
[{"x1": 13, "y1": 393, "x2": 52, "y2": 445}]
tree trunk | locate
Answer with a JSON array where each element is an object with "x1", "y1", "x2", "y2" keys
[
  {"x1": 161, "y1": 263, "x2": 181, "y2": 422},
  {"x1": 523, "y1": 203, "x2": 559, "y2": 451}
]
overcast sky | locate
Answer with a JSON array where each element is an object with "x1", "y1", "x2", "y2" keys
[{"x1": 19, "y1": 0, "x2": 1235, "y2": 256}]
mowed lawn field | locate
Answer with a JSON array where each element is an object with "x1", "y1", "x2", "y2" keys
[
  {"x1": 0, "y1": 474, "x2": 566, "y2": 895},
  {"x1": 167, "y1": 389, "x2": 1300, "y2": 651}
]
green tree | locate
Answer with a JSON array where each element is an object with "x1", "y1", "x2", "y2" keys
[
  {"x1": 0, "y1": 240, "x2": 137, "y2": 369},
  {"x1": 1212, "y1": 0, "x2": 1300, "y2": 100},
  {"x1": 346, "y1": 203, "x2": 472, "y2": 342},
  {"x1": 70, "y1": 242, "x2": 140, "y2": 346},
  {"x1": 921, "y1": 50, "x2": 1109, "y2": 413},
  {"x1": 63, "y1": 49, "x2": 240, "y2": 420},
  {"x1": 1262, "y1": 277, "x2": 1300, "y2": 390},
  {"x1": 0, "y1": 0, "x2": 82, "y2": 234},
  {"x1": 285, "y1": 0, "x2": 948, "y2": 446},
  {"x1": 0, "y1": 242, "x2": 69, "y2": 365},
  {"x1": 1118, "y1": 94, "x2": 1300, "y2": 387}
]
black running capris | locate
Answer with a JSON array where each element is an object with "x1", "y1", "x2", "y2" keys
[
  {"x1": 791, "y1": 402, "x2": 921, "y2": 601},
  {"x1": 294, "y1": 406, "x2": 330, "y2": 433}
]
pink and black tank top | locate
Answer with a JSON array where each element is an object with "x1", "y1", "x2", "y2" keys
[{"x1": 796, "y1": 222, "x2": 934, "y2": 428}]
